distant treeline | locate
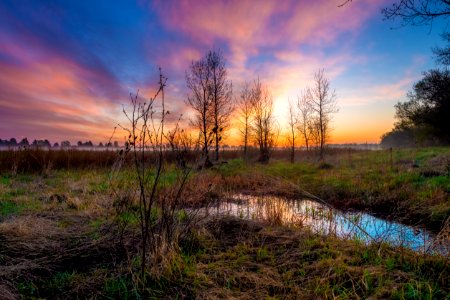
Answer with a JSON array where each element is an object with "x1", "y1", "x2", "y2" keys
[
  {"x1": 0, "y1": 137, "x2": 380, "y2": 151},
  {"x1": 0, "y1": 138, "x2": 122, "y2": 148}
]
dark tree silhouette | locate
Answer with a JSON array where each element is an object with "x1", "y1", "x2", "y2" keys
[
  {"x1": 395, "y1": 69, "x2": 450, "y2": 142},
  {"x1": 250, "y1": 79, "x2": 276, "y2": 164},
  {"x1": 238, "y1": 81, "x2": 253, "y2": 160},
  {"x1": 341, "y1": 1, "x2": 449, "y2": 27},
  {"x1": 287, "y1": 100, "x2": 298, "y2": 163},
  {"x1": 186, "y1": 54, "x2": 213, "y2": 167},
  {"x1": 186, "y1": 49, "x2": 232, "y2": 165},
  {"x1": 309, "y1": 70, "x2": 338, "y2": 160},
  {"x1": 382, "y1": 0, "x2": 450, "y2": 27},
  {"x1": 433, "y1": 32, "x2": 450, "y2": 66},
  {"x1": 32, "y1": 139, "x2": 51, "y2": 148},
  {"x1": 207, "y1": 50, "x2": 233, "y2": 161},
  {"x1": 297, "y1": 88, "x2": 314, "y2": 151},
  {"x1": 19, "y1": 138, "x2": 29, "y2": 147},
  {"x1": 380, "y1": 127, "x2": 417, "y2": 148},
  {"x1": 381, "y1": 69, "x2": 450, "y2": 147},
  {"x1": 0, "y1": 138, "x2": 18, "y2": 147}
]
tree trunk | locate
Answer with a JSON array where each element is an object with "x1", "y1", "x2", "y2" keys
[
  {"x1": 215, "y1": 128, "x2": 219, "y2": 161},
  {"x1": 290, "y1": 145, "x2": 295, "y2": 163}
]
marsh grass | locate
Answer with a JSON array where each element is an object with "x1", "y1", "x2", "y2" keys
[
  {"x1": 0, "y1": 171, "x2": 448, "y2": 298},
  {"x1": 1, "y1": 147, "x2": 449, "y2": 298}
]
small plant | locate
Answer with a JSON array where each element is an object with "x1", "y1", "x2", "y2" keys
[
  {"x1": 256, "y1": 246, "x2": 269, "y2": 262},
  {"x1": 177, "y1": 209, "x2": 188, "y2": 222},
  {"x1": 362, "y1": 270, "x2": 374, "y2": 294},
  {"x1": 105, "y1": 276, "x2": 132, "y2": 299}
]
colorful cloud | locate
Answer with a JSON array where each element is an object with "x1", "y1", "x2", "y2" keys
[{"x1": 0, "y1": 0, "x2": 445, "y2": 144}]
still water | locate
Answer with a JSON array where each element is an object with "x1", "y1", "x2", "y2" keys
[{"x1": 201, "y1": 194, "x2": 448, "y2": 255}]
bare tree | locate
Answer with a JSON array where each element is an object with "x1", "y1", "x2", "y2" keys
[
  {"x1": 251, "y1": 79, "x2": 276, "y2": 163},
  {"x1": 433, "y1": 32, "x2": 450, "y2": 66},
  {"x1": 185, "y1": 55, "x2": 213, "y2": 167},
  {"x1": 309, "y1": 69, "x2": 338, "y2": 160},
  {"x1": 341, "y1": 0, "x2": 450, "y2": 27},
  {"x1": 207, "y1": 50, "x2": 233, "y2": 161},
  {"x1": 382, "y1": 0, "x2": 450, "y2": 27},
  {"x1": 297, "y1": 88, "x2": 314, "y2": 151},
  {"x1": 310, "y1": 115, "x2": 322, "y2": 150},
  {"x1": 287, "y1": 100, "x2": 298, "y2": 163},
  {"x1": 238, "y1": 81, "x2": 253, "y2": 160}
]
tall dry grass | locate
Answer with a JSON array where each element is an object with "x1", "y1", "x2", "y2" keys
[{"x1": 0, "y1": 146, "x2": 367, "y2": 174}]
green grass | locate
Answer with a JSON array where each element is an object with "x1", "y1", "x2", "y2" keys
[
  {"x1": 0, "y1": 175, "x2": 10, "y2": 185},
  {"x1": 0, "y1": 188, "x2": 27, "y2": 201},
  {"x1": 104, "y1": 276, "x2": 134, "y2": 300},
  {"x1": 0, "y1": 200, "x2": 22, "y2": 217},
  {"x1": 116, "y1": 211, "x2": 140, "y2": 226}
]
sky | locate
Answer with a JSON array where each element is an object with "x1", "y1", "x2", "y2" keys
[{"x1": 0, "y1": 0, "x2": 448, "y2": 145}]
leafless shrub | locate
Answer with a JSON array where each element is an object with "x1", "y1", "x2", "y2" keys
[
  {"x1": 165, "y1": 116, "x2": 199, "y2": 169},
  {"x1": 111, "y1": 68, "x2": 199, "y2": 288}
]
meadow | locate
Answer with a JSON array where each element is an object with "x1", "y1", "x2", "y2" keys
[{"x1": 0, "y1": 147, "x2": 449, "y2": 299}]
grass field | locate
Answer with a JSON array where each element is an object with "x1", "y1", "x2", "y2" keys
[{"x1": 0, "y1": 147, "x2": 449, "y2": 299}]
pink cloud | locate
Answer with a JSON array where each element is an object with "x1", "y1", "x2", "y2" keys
[
  {"x1": 0, "y1": 51, "x2": 123, "y2": 143},
  {"x1": 153, "y1": 0, "x2": 386, "y2": 65}
]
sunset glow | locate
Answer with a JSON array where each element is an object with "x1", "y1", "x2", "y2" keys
[{"x1": 0, "y1": 0, "x2": 447, "y2": 144}]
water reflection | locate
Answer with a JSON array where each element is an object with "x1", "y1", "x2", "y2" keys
[{"x1": 202, "y1": 194, "x2": 448, "y2": 255}]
